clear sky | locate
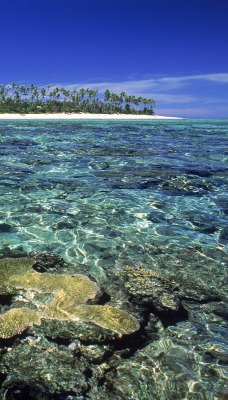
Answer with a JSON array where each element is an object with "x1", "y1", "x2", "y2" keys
[{"x1": 0, "y1": 0, "x2": 227, "y2": 118}]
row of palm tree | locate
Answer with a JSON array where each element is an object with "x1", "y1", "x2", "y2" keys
[{"x1": 0, "y1": 83, "x2": 155, "y2": 114}]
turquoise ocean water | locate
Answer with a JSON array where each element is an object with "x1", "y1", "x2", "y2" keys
[
  {"x1": 0, "y1": 119, "x2": 227, "y2": 271},
  {"x1": 0, "y1": 118, "x2": 228, "y2": 398}
]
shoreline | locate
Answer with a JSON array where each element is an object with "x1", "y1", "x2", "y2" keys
[{"x1": 0, "y1": 113, "x2": 182, "y2": 120}]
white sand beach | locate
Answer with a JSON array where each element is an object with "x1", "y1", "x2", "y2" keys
[{"x1": 0, "y1": 113, "x2": 182, "y2": 120}]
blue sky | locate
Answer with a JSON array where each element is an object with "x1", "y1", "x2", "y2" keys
[{"x1": 0, "y1": 0, "x2": 227, "y2": 118}]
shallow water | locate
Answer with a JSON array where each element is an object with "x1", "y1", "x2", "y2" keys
[
  {"x1": 0, "y1": 118, "x2": 228, "y2": 398},
  {"x1": 0, "y1": 119, "x2": 227, "y2": 276}
]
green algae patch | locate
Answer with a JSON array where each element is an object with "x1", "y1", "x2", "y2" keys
[{"x1": 0, "y1": 258, "x2": 139, "y2": 338}]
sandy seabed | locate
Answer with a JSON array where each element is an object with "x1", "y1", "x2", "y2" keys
[{"x1": 0, "y1": 113, "x2": 182, "y2": 120}]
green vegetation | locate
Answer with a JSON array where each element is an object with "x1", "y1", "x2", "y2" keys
[{"x1": 0, "y1": 83, "x2": 155, "y2": 114}]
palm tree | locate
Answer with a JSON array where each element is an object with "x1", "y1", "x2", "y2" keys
[
  {"x1": 46, "y1": 84, "x2": 52, "y2": 102},
  {"x1": 71, "y1": 88, "x2": 79, "y2": 111},
  {"x1": 28, "y1": 84, "x2": 35, "y2": 103},
  {"x1": 34, "y1": 87, "x2": 40, "y2": 102},
  {"x1": 19, "y1": 85, "x2": 28, "y2": 104},
  {"x1": 53, "y1": 87, "x2": 60, "y2": 102},
  {"x1": 104, "y1": 89, "x2": 111, "y2": 102},
  {"x1": 148, "y1": 99, "x2": 155, "y2": 114},
  {"x1": 60, "y1": 88, "x2": 70, "y2": 112},
  {"x1": 0, "y1": 84, "x2": 6, "y2": 103},
  {"x1": 0, "y1": 83, "x2": 155, "y2": 115},
  {"x1": 86, "y1": 89, "x2": 98, "y2": 112},
  {"x1": 79, "y1": 88, "x2": 86, "y2": 110},
  {"x1": 104, "y1": 89, "x2": 111, "y2": 112},
  {"x1": 119, "y1": 91, "x2": 126, "y2": 112},
  {"x1": 41, "y1": 87, "x2": 46, "y2": 101}
]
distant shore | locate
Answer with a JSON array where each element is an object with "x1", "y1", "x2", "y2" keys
[{"x1": 0, "y1": 113, "x2": 182, "y2": 120}]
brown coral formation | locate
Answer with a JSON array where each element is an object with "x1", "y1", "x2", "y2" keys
[
  {"x1": 0, "y1": 258, "x2": 139, "y2": 339},
  {"x1": 120, "y1": 265, "x2": 178, "y2": 311}
]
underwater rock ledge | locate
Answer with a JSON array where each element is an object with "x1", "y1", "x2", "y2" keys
[{"x1": 0, "y1": 247, "x2": 228, "y2": 400}]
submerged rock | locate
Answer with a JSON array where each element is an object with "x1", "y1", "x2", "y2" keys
[
  {"x1": 120, "y1": 265, "x2": 179, "y2": 312},
  {"x1": 218, "y1": 227, "x2": 228, "y2": 245},
  {"x1": 0, "y1": 245, "x2": 27, "y2": 259},
  {"x1": 0, "y1": 223, "x2": 12, "y2": 232},
  {"x1": 33, "y1": 318, "x2": 118, "y2": 342},
  {"x1": 158, "y1": 174, "x2": 214, "y2": 196},
  {"x1": 54, "y1": 220, "x2": 75, "y2": 230},
  {"x1": 155, "y1": 245, "x2": 228, "y2": 302},
  {"x1": 0, "y1": 248, "x2": 227, "y2": 399},
  {"x1": 0, "y1": 337, "x2": 89, "y2": 398},
  {"x1": 215, "y1": 197, "x2": 228, "y2": 215},
  {"x1": 30, "y1": 251, "x2": 66, "y2": 272},
  {"x1": 95, "y1": 318, "x2": 228, "y2": 400},
  {"x1": 136, "y1": 173, "x2": 215, "y2": 196},
  {"x1": 183, "y1": 211, "x2": 218, "y2": 234}
]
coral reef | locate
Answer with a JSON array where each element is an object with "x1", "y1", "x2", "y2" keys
[
  {"x1": 120, "y1": 265, "x2": 179, "y2": 311},
  {"x1": 0, "y1": 249, "x2": 228, "y2": 399},
  {"x1": 0, "y1": 258, "x2": 139, "y2": 338},
  {"x1": 0, "y1": 308, "x2": 41, "y2": 339},
  {"x1": 0, "y1": 336, "x2": 90, "y2": 398}
]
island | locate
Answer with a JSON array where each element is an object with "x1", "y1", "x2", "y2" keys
[{"x1": 0, "y1": 83, "x2": 155, "y2": 115}]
